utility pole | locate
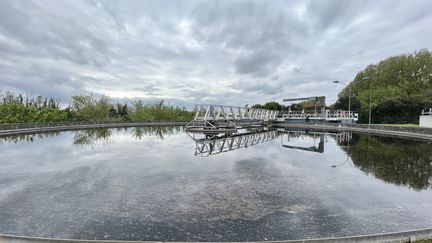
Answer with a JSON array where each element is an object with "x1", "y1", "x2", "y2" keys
[
  {"x1": 362, "y1": 77, "x2": 371, "y2": 124},
  {"x1": 333, "y1": 80, "x2": 351, "y2": 119}
]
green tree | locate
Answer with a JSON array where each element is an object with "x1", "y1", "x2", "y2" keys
[
  {"x1": 70, "y1": 94, "x2": 111, "y2": 121},
  {"x1": 336, "y1": 49, "x2": 432, "y2": 123},
  {"x1": 333, "y1": 96, "x2": 362, "y2": 111},
  {"x1": 262, "y1": 101, "x2": 283, "y2": 110},
  {"x1": 128, "y1": 99, "x2": 194, "y2": 122}
]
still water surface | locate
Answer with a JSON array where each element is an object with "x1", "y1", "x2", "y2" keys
[{"x1": 0, "y1": 126, "x2": 431, "y2": 241}]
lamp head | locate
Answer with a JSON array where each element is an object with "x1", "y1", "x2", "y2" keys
[
  {"x1": 332, "y1": 80, "x2": 339, "y2": 83},
  {"x1": 362, "y1": 77, "x2": 370, "y2": 80}
]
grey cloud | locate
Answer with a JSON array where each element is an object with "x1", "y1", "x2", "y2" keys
[
  {"x1": 135, "y1": 86, "x2": 161, "y2": 93},
  {"x1": 0, "y1": 0, "x2": 431, "y2": 107},
  {"x1": 0, "y1": 57, "x2": 86, "y2": 103},
  {"x1": 189, "y1": 1, "x2": 307, "y2": 77},
  {"x1": 306, "y1": 0, "x2": 359, "y2": 31},
  {"x1": 234, "y1": 48, "x2": 282, "y2": 77},
  {"x1": 0, "y1": 1, "x2": 117, "y2": 67},
  {"x1": 230, "y1": 78, "x2": 286, "y2": 96}
]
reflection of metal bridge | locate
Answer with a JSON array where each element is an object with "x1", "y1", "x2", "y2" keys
[
  {"x1": 192, "y1": 130, "x2": 277, "y2": 156},
  {"x1": 279, "y1": 131, "x2": 353, "y2": 153},
  {"x1": 282, "y1": 131, "x2": 325, "y2": 153},
  {"x1": 188, "y1": 128, "x2": 353, "y2": 156},
  {"x1": 186, "y1": 104, "x2": 278, "y2": 133}
]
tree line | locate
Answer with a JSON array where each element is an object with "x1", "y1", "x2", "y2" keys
[
  {"x1": 251, "y1": 101, "x2": 317, "y2": 111},
  {"x1": 0, "y1": 92, "x2": 194, "y2": 124},
  {"x1": 335, "y1": 49, "x2": 432, "y2": 123},
  {"x1": 254, "y1": 49, "x2": 432, "y2": 124}
]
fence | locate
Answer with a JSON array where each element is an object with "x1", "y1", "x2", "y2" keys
[
  {"x1": 421, "y1": 108, "x2": 432, "y2": 116},
  {"x1": 274, "y1": 121, "x2": 432, "y2": 136}
]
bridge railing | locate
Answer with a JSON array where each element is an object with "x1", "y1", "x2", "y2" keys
[
  {"x1": 193, "y1": 104, "x2": 279, "y2": 122},
  {"x1": 281, "y1": 110, "x2": 358, "y2": 120},
  {"x1": 421, "y1": 108, "x2": 432, "y2": 116}
]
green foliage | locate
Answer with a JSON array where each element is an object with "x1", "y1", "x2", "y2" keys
[
  {"x1": 333, "y1": 96, "x2": 362, "y2": 111},
  {"x1": 71, "y1": 94, "x2": 111, "y2": 121},
  {"x1": 297, "y1": 100, "x2": 318, "y2": 111},
  {"x1": 0, "y1": 92, "x2": 67, "y2": 123},
  {"x1": 262, "y1": 101, "x2": 283, "y2": 110},
  {"x1": 0, "y1": 103, "x2": 68, "y2": 123},
  {"x1": 128, "y1": 99, "x2": 194, "y2": 122},
  {"x1": 0, "y1": 91, "x2": 194, "y2": 123},
  {"x1": 108, "y1": 103, "x2": 130, "y2": 121},
  {"x1": 336, "y1": 49, "x2": 432, "y2": 123},
  {"x1": 252, "y1": 100, "x2": 324, "y2": 112},
  {"x1": 372, "y1": 91, "x2": 432, "y2": 123},
  {"x1": 252, "y1": 101, "x2": 288, "y2": 111}
]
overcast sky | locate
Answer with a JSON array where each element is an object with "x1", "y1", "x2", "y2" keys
[{"x1": 0, "y1": 0, "x2": 431, "y2": 108}]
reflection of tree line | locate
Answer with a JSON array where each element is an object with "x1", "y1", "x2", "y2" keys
[
  {"x1": 345, "y1": 134, "x2": 432, "y2": 190},
  {"x1": 0, "y1": 126, "x2": 181, "y2": 145},
  {"x1": 73, "y1": 126, "x2": 182, "y2": 145},
  {"x1": 73, "y1": 129, "x2": 113, "y2": 145},
  {"x1": 131, "y1": 126, "x2": 182, "y2": 140},
  {"x1": 0, "y1": 131, "x2": 61, "y2": 143}
]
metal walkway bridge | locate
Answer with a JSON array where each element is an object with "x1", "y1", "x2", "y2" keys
[{"x1": 186, "y1": 104, "x2": 279, "y2": 133}]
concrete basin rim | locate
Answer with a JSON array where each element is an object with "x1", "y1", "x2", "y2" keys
[{"x1": 1, "y1": 227, "x2": 432, "y2": 243}]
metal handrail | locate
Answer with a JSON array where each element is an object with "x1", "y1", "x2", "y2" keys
[
  {"x1": 193, "y1": 104, "x2": 279, "y2": 121},
  {"x1": 421, "y1": 108, "x2": 432, "y2": 116}
]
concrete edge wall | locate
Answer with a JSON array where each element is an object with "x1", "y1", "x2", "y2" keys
[
  {"x1": 420, "y1": 115, "x2": 432, "y2": 128},
  {"x1": 274, "y1": 122, "x2": 432, "y2": 135},
  {"x1": 273, "y1": 123, "x2": 432, "y2": 141},
  {"x1": 0, "y1": 122, "x2": 187, "y2": 137},
  {"x1": 1, "y1": 121, "x2": 432, "y2": 140},
  {"x1": 1, "y1": 228, "x2": 432, "y2": 243}
]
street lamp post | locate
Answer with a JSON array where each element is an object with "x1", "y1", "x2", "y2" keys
[
  {"x1": 362, "y1": 77, "x2": 371, "y2": 124},
  {"x1": 333, "y1": 80, "x2": 351, "y2": 119}
]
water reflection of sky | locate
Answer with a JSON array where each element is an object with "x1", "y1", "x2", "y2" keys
[{"x1": 0, "y1": 127, "x2": 431, "y2": 241}]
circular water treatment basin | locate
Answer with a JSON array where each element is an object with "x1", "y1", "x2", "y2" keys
[{"x1": 0, "y1": 126, "x2": 431, "y2": 241}]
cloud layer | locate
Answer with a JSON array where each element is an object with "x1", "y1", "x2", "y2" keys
[{"x1": 0, "y1": 0, "x2": 431, "y2": 107}]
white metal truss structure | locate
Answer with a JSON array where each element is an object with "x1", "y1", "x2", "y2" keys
[
  {"x1": 193, "y1": 104, "x2": 279, "y2": 121},
  {"x1": 278, "y1": 110, "x2": 359, "y2": 122},
  {"x1": 186, "y1": 104, "x2": 279, "y2": 131},
  {"x1": 193, "y1": 130, "x2": 277, "y2": 156}
]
